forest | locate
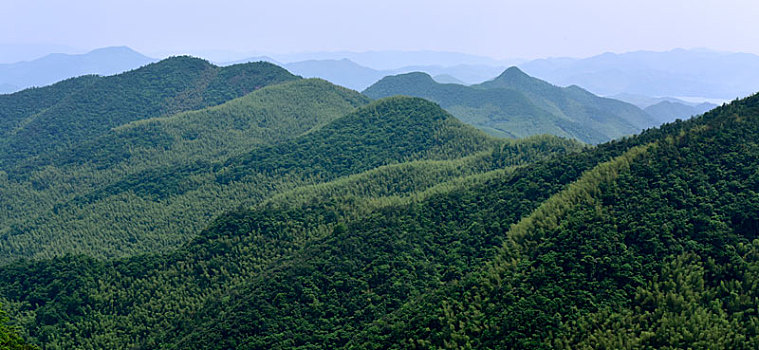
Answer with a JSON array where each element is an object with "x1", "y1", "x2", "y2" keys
[{"x1": 1, "y1": 56, "x2": 758, "y2": 349}]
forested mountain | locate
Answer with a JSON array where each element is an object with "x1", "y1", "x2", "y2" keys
[
  {"x1": 0, "y1": 56, "x2": 299, "y2": 170},
  {"x1": 3, "y1": 49, "x2": 758, "y2": 350},
  {"x1": 1, "y1": 78, "x2": 757, "y2": 349},
  {"x1": 0, "y1": 96, "x2": 580, "y2": 349},
  {"x1": 363, "y1": 67, "x2": 657, "y2": 143},
  {"x1": 348, "y1": 92, "x2": 759, "y2": 349},
  {"x1": 0, "y1": 77, "x2": 370, "y2": 262}
]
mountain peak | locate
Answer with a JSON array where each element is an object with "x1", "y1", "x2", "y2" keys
[
  {"x1": 393, "y1": 71, "x2": 436, "y2": 82},
  {"x1": 476, "y1": 66, "x2": 553, "y2": 92},
  {"x1": 499, "y1": 66, "x2": 529, "y2": 78},
  {"x1": 361, "y1": 72, "x2": 436, "y2": 96}
]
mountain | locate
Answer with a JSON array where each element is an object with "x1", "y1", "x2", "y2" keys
[
  {"x1": 280, "y1": 58, "x2": 503, "y2": 91},
  {"x1": 349, "y1": 92, "x2": 759, "y2": 349},
  {"x1": 0, "y1": 56, "x2": 298, "y2": 170},
  {"x1": 283, "y1": 59, "x2": 386, "y2": 91},
  {"x1": 0, "y1": 78, "x2": 370, "y2": 262},
  {"x1": 0, "y1": 46, "x2": 156, "y2": 94},
  {"x1": 0, "y1": 43, "x2": 78, "y2": 64},
  {"x1": 520, "y1": 48, "x2": 759, "y2": 100},
  {"x1": 644, "y1": 100, "x2": 716, "y2": 124},
  {"x1": 433, "y1": 73, "x2": 465, "y2": 84},
  {"x1": 5, "y1": 49, "x2": 758, "y2": 349},
  {"x1": 364, "y1": 67, "x2": 658, "y2": 143},
  {"x1": 267, "y1": 50, "x2": 518, "y2": 70},
  {"x1": 4, "y1": 89, "x2": 757, "y2": 348},
  {"x1": 0, "y1": 97, "x2": 582, "y2": 349}
]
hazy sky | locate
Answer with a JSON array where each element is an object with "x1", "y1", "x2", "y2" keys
[{"x1": 2, "y1": 0, "x2": 758, "y2": 61}]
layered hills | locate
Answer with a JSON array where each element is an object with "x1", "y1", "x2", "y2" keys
[
  {"x1": 0, "y1": 56, "x2": 299, "y2": 169},
  {"x1": 363, "y1": 67, "x2": 658, "y2": 143},
  {"x1": 2, "y1": 52, "x2": 758, "y2": 350},
  {"x1": 0, "y1": 59, "x2": 369, "y2": 262},
  {"x1": 0, "y1": 95, "x2": 580, "y2": 349},
  {"x1": 519, "y1": 48, "x2": 759, "y2": 100},
  {"x1": 3, "y1": 90, "x2": 757, "y2": 348},
  {"x1": 644, "y1": 100, "x2": 718, "y2": 124}
]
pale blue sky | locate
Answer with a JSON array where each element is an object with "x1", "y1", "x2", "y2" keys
[{"x1": 2, "y1": 0, "x2": 757, "y2": 61}]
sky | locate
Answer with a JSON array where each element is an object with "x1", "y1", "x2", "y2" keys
[{"x1": 2, "y1": 0, "x2": 758, "y2": 62}]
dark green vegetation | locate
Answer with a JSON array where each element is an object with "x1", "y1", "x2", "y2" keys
[
  {"x1": 0, "y1": 93, "x2": 580, "y2": 348},
  {"x1": 363, "y1": 67, "x2": 659, "y2": 144},
  {"x1": 0, "y1": 56, "x2": 298, "y2": 169},
  {"x1": 2, "y1": 54, "x2": 758, "y2": 349},
  {"x1": 0, "y1": 303, "x2": 36, "y2": 350},
  {"x1": 0, "y1": 59, "x2": 376, "y2": 261},
  {"x1": 347, "y1": 94, "x2": 759, "y2": 349}
]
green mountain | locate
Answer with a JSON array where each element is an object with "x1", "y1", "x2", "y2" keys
[
  {"x1": 0, "y1": 97, "x2": 580, "y2": 349},
  {"x1": 363, "y1": 67, "x2": 658, "y2": 144},
  {"x1": 348, "y1": 94, "x2": 759, "y2": 349},
  {"x1": 12, "y1": 91, "x2": 759, "y2": 350},
  {"x1": 0, "y1": 78, "x2": 370, "y2": 262},
  {"x1": 4, "y1": 53, "x2": 757, "y2": 350},
  {"x1": 0, "y1": 56, "x2": 298, "y2": 170}
]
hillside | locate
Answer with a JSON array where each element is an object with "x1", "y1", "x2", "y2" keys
[
  {"x1": 0, "y1": 56, "x2": 298, "y2": 170},
  {"x1": 0, "y1": 98, "x2": 581, "y2": 349},
  {"x1": 364, "y1": 67, "x2": 657, "y2": 143},
  {"x1": 4, "y1": 53, "x2": 757, "y2": 350},
  {"x1": 347, "y1": 94, "x2": 759, "y2": 348},
  {"x1": 0, "y1": 78, "x2": 370, "y2": 262},
  {"x1": 4, "y1": 91, "x2": 755, "y2": 349}
]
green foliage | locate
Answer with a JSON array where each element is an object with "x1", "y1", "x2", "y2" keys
[
  {"x1": 0, "y1": 303, "x2": 36, "y2": 350},
  {"x1": 3, "y1": 52, "x2": 758, "y2": 350},
  {"x1": 216, "y1": 96, "x2": 500, "y2": 183},
  {"x1": 363, "y1": 68, "x2": 657, "y2": 144},
  {"x1": 0, "y1": 78, "x2": 369, "y2": 262},
  {"x1": 0, "y1": 129, "x2": 578, "y2": 349},
  {"x1": 0, "y1": 57, "x2": 297, "y2": 171},
  {"x1": 350, "y1": 93, "x2": 759, "y2": 349}
]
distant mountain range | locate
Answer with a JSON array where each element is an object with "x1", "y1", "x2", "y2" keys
[
  {"x1": 364, "y1": 67, "x2": 659, "y2": 144},
  {"x1": 519, "y1": 49, "x2": 759, "y2": 100},
  {"x1": 2, "y1": 47, "x2": 752, "y2": 108},
  {"x1": 282, "y1": 59, "x2": 504, "y2": 91},
  {"x1": 0, "y1": 46, "x2": 156, "y2": 93}
]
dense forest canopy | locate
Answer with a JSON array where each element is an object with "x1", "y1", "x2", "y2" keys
[{"x1": 1, "y1": 55, "x2": 757, "y2": 349}]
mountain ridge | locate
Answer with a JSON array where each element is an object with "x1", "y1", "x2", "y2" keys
[
  {"x1": 0, "y1": 46, "x2": 156, "y2": 94},
  {"x1": 364, "y1": 67, "x2": 657, "y2": 143}
]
